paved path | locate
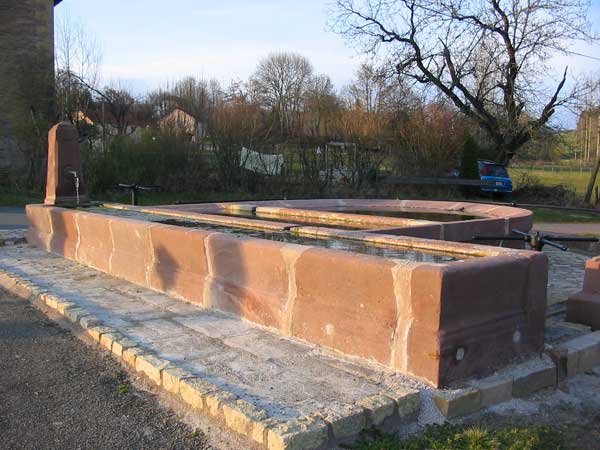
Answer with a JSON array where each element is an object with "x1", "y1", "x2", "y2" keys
[
  {"x1": 531, "y1": 222, "x2": 599, "y2": 305},
  {"x1": 0, "y1": 244, "x2": 426, "y2": 447},
  {"x1": 535, "y1": 222, "x2": 600, "y2": 236},
  {"x1": 0, "y1": 292, "x2": 209, "y2": 450},
  {"x1": 0, "y1": 207, "x2": 27, "y2": 229},
  {"x1": 545, "y1": 246, "x2": 587, "y2": 305}
]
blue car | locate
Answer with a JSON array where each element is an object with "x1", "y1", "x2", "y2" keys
[{"x1": 478, "y1": 160, "x2": 513, "y2": 194}]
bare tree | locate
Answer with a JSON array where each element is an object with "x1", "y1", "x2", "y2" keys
[
  {"x1": 54, "y1": 15, "x2": 102, "y2": 123},
  {"x1": 250, "y1": 52, "x2": 313, "y2": 135},
  {"x1": 95, "y1": 86, "x2": 140, "y2": 137},
  {"x1": 345, "y1": 63, "x2": 392, "y2": 113},
  {"x1": 206, "y1": 85, "x2": 273, "y2": 190},
  {"x1": 171, "y1": 77, "x2": 210, "y2": 121},
  {"x1": 149, "y1": 77, "x2": 217, "y2": 142},
  {"x1": 304, "y1": 74, "x2": 339, "y2": 137},
  {"x1": 333, "y1": 0, "x2": 596, "y2": 163},
  {"x1": 72, "y1": 78, "x2": 146, "y2": 138}
]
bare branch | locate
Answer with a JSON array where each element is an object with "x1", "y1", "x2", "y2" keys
[{"x1": 332, "y1": 0, "x2": 597, "y2": 161}]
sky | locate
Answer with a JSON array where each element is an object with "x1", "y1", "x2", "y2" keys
[
  {"x1": 54, "y1": 0, "x2": 361, "y2": 92},
  {"x1": 54, "y1": 0, "x2": 600, "y2": 129}
]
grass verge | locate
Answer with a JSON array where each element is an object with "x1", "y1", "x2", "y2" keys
[
  {"x1": 528, "y1": 207, "x2": 600, "y2": 223},
  {"x1": 0, "y1": 191, "x2": 283, "y2": 207},
  {"x1": 356, "y1": 424, "x2": 565, "y2": 450},
  {"x1": 96, "y1": 190, "x2": 285, "y2": 206},
  {"x1": 510, "y1": 167, "x2": 596, "y2": 196},
  {"x1": 0, "y1": 192, "x2": 43, "y2": 207}
]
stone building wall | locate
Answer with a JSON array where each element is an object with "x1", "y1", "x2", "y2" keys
[{"x1": 0, "y1": 0, "x2": 56, "y2": 172}]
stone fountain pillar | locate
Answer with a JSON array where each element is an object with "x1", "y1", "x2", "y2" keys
[
  {"x1": 567, "y1": 256, "x2": 600, "y2": 330},
  {"x1": 44, "y1": 122, "x2": 89, "y2": 206}
]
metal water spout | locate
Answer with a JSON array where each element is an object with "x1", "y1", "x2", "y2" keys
[{"x1": 67, "y1": 170, "x2": 80, "y2": 206}]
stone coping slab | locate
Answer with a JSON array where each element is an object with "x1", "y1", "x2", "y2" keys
[
  {"x1": 0, "y1": 245, "x2": 422, "y2": 449},
  {"x1": 100, "y1": 202, "x2": 298, "y2": 231}
]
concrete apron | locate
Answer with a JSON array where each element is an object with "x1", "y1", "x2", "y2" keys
[{"x1": 1, "y1": 243, "x2": 600, "y2": 450}]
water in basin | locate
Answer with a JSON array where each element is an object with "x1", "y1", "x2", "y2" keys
[
  {"x1": 211, "y1": 210, "x2": 371, "y2": 230},
  {"x1": 325, "y1": 208, "x2": 480, "y2": 222},
  {"x1": 87, "y1": 207, "x2": 470, "y2": 263},
  {"x1": 157, "y1": 219, "x2": 468, "y2": 263}
]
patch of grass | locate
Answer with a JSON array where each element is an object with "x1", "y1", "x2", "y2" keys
[
  {"x1": 510, "y1": 167, "x2": 596, "y2": 196},
  {"x1": 528, "y1": 207, "x2": 600, "y2": 223},
  {"x1": 356, "y1": 424, "x2": 565, "y2": 450},
  {"x1": 117, "y1": 384, "x2": 128, "y2": 394},
  {"x1": 0, "y1": 191, "x2": 43, "y2": 206},
  {"x1": 0, "y1": 189, "x2": 285, "y2": 207}
]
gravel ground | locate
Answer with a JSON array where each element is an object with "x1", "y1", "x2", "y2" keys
[{"x1": 0, "y1": 293, "x2": 210, "y2": 450}]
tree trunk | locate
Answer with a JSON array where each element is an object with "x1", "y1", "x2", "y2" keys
[
  {"x1": 494, "y1": 144, "x2": 515, "y2": 166},
  {"x1": 584, "y1": 152, "x2": 600, "y2": 205},
  {"x1": 584, "y1": 118, "x2": 600, "y2": 205}
]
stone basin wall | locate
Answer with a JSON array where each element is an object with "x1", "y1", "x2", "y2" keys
[
  {"x1": 26, "y1": 204, "x2": 547, "y2": 388},
  {"x1": 150, "y1": 198, "x2": 534, "y2": 242}
]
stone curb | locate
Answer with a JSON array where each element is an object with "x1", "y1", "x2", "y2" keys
[
  {"x1": 434, "y1": 354, "x2": 561, "y2": 418},
  {"x1": 433, "y1": 387, "x2": 481, "y2": 419},
  {"x1": 357, "y1": 394, "x2": 395, "y2": 427},
  {"x1": 0, "y1": 266, "x2": 421, "y2": 449},
  {"x1": 549, "y1": 331, "x2": 600, "y2": 379}
]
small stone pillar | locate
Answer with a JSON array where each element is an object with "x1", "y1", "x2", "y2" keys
[
  {"x1": 44, "y1": 122, "x2": 89, "y2": 206},
  {"x1": 567, "y1": 256, "x2": 600, "y2": 330}
]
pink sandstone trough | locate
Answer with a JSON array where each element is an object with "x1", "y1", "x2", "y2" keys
[{"x1": 25, "y1": 200, "x2": 547, "y2": 388}]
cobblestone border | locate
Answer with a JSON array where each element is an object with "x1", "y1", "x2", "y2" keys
[
  {"x1": 0, "y1": 265, "x2": 420, "y2": 449},
  {"x1": 549, "y1": 331, "x2": 600, "y2": 379}
]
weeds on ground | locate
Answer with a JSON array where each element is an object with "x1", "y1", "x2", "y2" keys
[
  {"x1": 512, "y1": 172, "x2": 580, "y2": 206},
  {"x1": 528, "y1": 207, "x2": 600, "y2": 224},
  {"x1": 354, "y1": 424, "x2": 565, "y2": 450}
]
